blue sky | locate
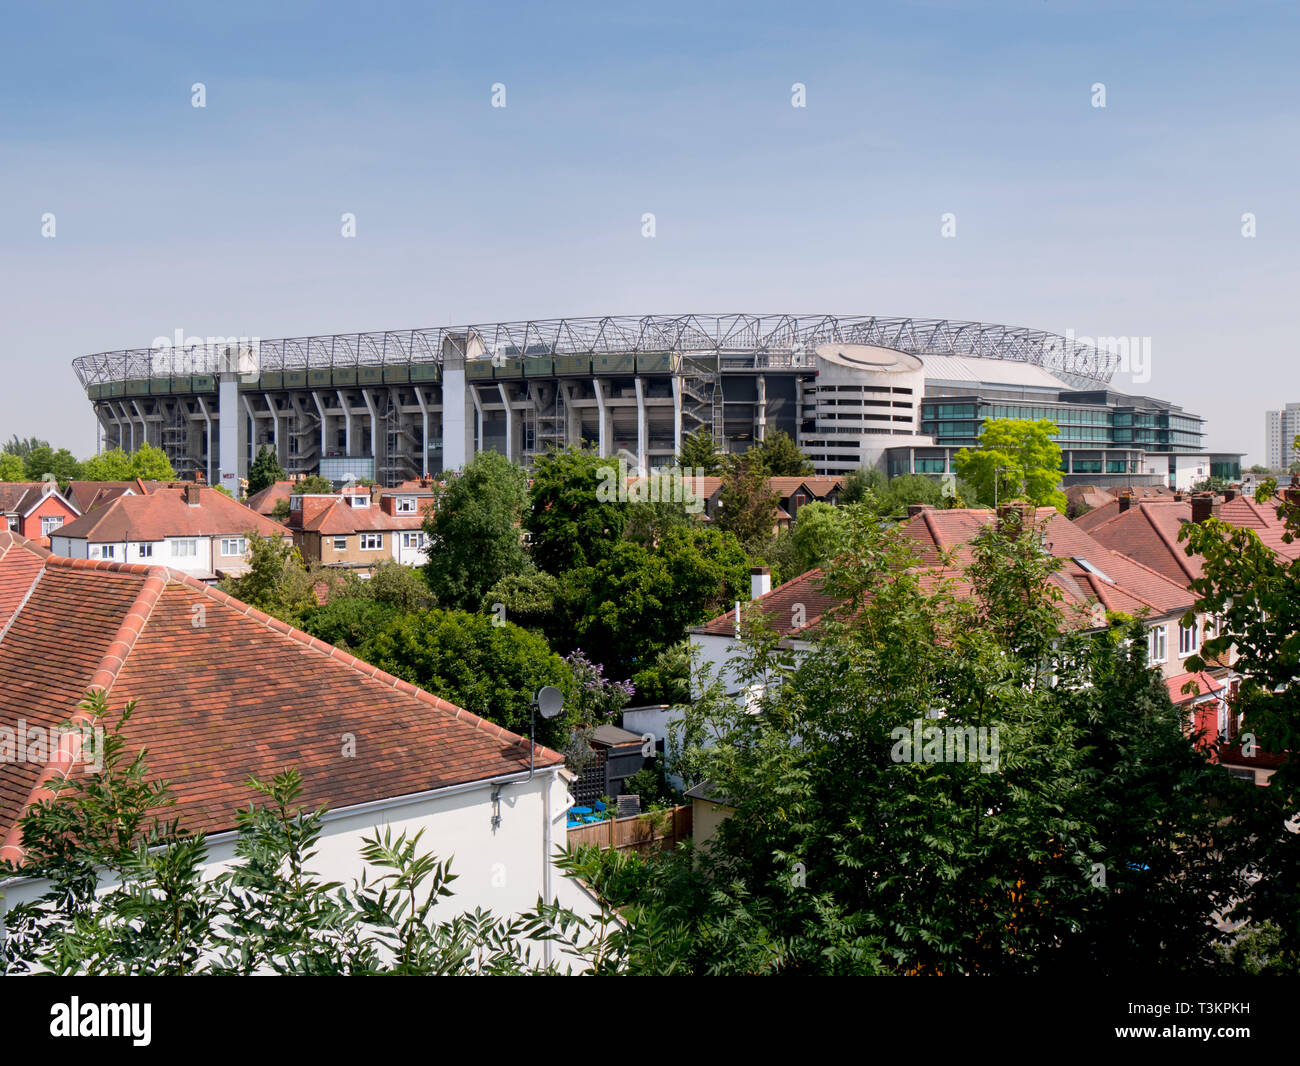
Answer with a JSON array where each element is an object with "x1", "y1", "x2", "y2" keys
[{"x1": 1, "y1": 0, "x2": 1296, "y2": 461}]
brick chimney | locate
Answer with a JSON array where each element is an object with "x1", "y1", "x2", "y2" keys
[
  {"x1": 1223, "y1": 487, "x2": 1237, "y2": 502},
  {"x1": 1174, "y1": 490, "x2": 1185, "y2": 502},
  {"x1": 1190, "y1": 492, "x2": 1219, "y2": 523},
  {"x1": 185, "y1": 483, "x2": 200, "y2": 506},
  {"x1": 750, "y1": 566, "x2": 771, "y2": 600},
  {"x1": 1117, "y1": 491, "x2": 1133, "y2": 513},
  {"x1": 907, "y1": 503, "x2": 930, "y2": 518}
]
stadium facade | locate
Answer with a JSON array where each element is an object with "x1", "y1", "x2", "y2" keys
[{"x1": 71, "y1": 314, "x2": 1235, "y2": 494}]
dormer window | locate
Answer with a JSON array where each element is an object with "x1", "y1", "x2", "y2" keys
[
  {"x1": 395, "y1": 497, "x2": 417, "y2": 514},
  {"x1": 348, "y1": 495, "x2": 369, "y2": 508}
]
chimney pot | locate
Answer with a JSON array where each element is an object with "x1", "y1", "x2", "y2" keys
[
  {"x1": 1223, "y1": 487, "x2": 1237, "y2": 502},
  {"x1": 1118, "y1": 492, "x2": 1133, "y2": 513},
  {"x1": 907, "y1": 503, "x2": 928, "y2": 518}
]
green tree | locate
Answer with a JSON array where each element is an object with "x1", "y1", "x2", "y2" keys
[
  {"x1": 790, "y1": 500, "x2": 846, "y2": 573},
  {"x1": 23, "y1": 445, "x2": 81, "y2": 484},
  {"x1": 79, "y1": 447, "x2": 134, "y2": 481},
  {"x1": 423, "y1": 451, "x2": 530, "y2": 611},
  {"x1": 220, "y1": 533, "x2": 319, "y2": 626},
  {"x1": 364, "y1": 608, "x2": 576, "y2": 747},
  {"x1": 247, "y1": 445, "x2": 286, "y2": 495},
  {"x1": 296, "y1": 474, "x2": 335, "y2": 494},
  {"x1": 677, "y1": 429, "x2": 724, "y2": 475},
  {"x1": 716, "y1": 451, "x2": 779, "y2": 552},
  {"x1": 127, "y1": 442, "x2": 176, "y2": 481},
  {"x1": 954, "y1": 418, "x2": 1066, "y2": 512},
  {"x1": 1180, "y1": 480, "x2": 1300, "y2": 968},
  {"x1": 2, "y1": 435, "x2": 48, "y2": 459},
  {"x1": 481, "y1": 570, "x2": 563, "y2": 633},
  {"x1": 748, "y1": 430, "x2": 814, "y2": 477},
  {"x1": 0, "y1": 452, "x2": 23, "y2": 481},
  {"x1": 524, "y1": 447, "x2": 628, "y2": 575}
]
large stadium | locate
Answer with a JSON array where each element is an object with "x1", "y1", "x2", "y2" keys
[{"x1": 72, "y1": 313, "x2": 1231, "y2": 493}]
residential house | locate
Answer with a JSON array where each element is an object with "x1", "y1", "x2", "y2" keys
[
  {"x1": 0, "y1": 548, "x2": 600, "y2": 948},
  {"x1": 48, "y1": 482, "x2": 290, "y2": 581},
  {"x1": 0, "y1": 482, "x2": 80, "y2": 547},
  {"x1": 288, "y1": 488, "x2": 435, "y2": 573},
  {"x1": 688, "y1": 506, "x2": 1224, "y2": 755},
  {"x1": 64, "y1": 478, "x2": 168, "y2": 515}
]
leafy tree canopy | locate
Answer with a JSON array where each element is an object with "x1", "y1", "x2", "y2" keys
[
  {"x1": 247, "y1": 446, "x2": 286, "y2": 495},
  {"x1": 954, "y1": 418, "x2": 1066, "y2": 512},
  {"x1": 524, "y1": 447, "x2": 628, "y2": 575}
]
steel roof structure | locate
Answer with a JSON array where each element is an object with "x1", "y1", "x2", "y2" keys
[{"x1": 72, "y1": 314, "x2": 1119, "y2": 388}]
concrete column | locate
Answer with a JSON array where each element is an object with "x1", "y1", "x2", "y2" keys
[
  {"x1": 634, "y1": 377, "x2": 647, "y2": 476},
  {"x1": 441, "y1": 344, "x2": 472, "y2": 472},
  {"x1": 312, "y1": 391, "x2": 330, "y2": 460},
  {"x1": 470, "y1": 387, "x2": 484, "y2": 454},
  {"x1": 593, "y1": 378, "x2": 608, "y2": 457},
  {"x1": 131, "y1": 400, "x2": 149, "y2": 450},
  {"x1": 218, "y1": 373, "x2": 240, "y2": 496},
  {"x1": 498, "y1": 383, "x2": 514, "y2": 463},
  {"x1": 413, "y1": 388, "x2": 431, "y2": 476},
  {"x1": 265, "y1": 393, "x2": 281, "y2": 463},
  {"x1": 196, "y1": 395, "x2": 215, "y2": 485},
  {"x1": 336, "y1": 390, "x2": 353, "y2": 455},
  {"x1": 756, "y1": 375, "x2": 767, "y2": 442},
  {"x1": 361, "y1": 389, "x2": 380, "y2": 460},
  {"x1": 241, "y1": 394, "x2": 258, "y2": 479}
]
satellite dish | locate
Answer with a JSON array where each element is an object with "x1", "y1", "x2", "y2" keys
[{"x1": 536, "y1": 686, "x2": 564, "y2": 720}]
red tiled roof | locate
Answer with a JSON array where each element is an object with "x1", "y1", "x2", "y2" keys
[
  {"x1": 0, "y1": 483, "x2": 47, "y2": 514},
  {"x1": 297, "y1": 497, "x2": 427, "y2": 534},
  {"x1": 693, "y1": 568, "x2": 841, "y2": 638},
  {"x1": 1165, "y1": 670, "x2": 1225, "y2": 705},
  {"x1": 694, "y1": 507, "x2": 1196, "y2": 639},
  {"x1": 65, "y1": 479, "x2": 167, "y2": 514},
  {"x1": 0, "y1": 531, "x2": 49, "y2": 631},
  {"x1": 1079, "y1": 497, "x2": 1300, "y2": 590},
  {"x1": 0, "y1": 555, "x2": 563, "y2": 864},
  {"x1": 244, "y1": 480, "x2": 295, "y2": 516},
  {"x1": 54, "y1": 485, "x2": 289, "y2": 542}
]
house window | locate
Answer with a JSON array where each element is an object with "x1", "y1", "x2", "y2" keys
[
  {"x1": 41, "y1": 515, "x2": 64, "y2": 536},
  {"x1": 360, "y1": 532, "x2": 383, "y2": 550},
  {"x1": 401, "y1": 532, "x2": 426, "y2": 549},
  {"x1": 395, "y1": 497, "x2": 417, "y2": 514},
  {"x1": 348, "y1": 495, "x2": 370, "y2": 508},
  {"x1": 95, "y1": 544, "x2": 116, "y2": 560},
  {"x1": 332, "y1": 536, "x2": 348, "y2": 551},
  {"x1": 1179, "y1": 621, "x2": 1199, "y2": 656},
  {"x1": 138, "y1": 543, "x2": 153, "y2": 558},
  {"x1": 1148, "y1": 624, "x2": 1168, "y2": 665},
  {"x1": 220, "y1": 537, "x2": 247, "y2": 556},
  {"x1": 171, "y1": 539, "x2": 198, "y2": 558}
]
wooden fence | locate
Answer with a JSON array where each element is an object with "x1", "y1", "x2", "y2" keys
[{"x1": 565, "y1": 805, "x2": 692, "y2": 854}]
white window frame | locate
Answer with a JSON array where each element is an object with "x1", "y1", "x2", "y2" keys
[
  {"x1": 401, "y1": 531, "x2": 426, "y2": 549},
  {"x1": 170, "y1": 538, "x2": 198, "y2": 558},
  {"x1": 220, "y1": 537, "x2": 247, "y2": 557},
  {"x1": 1148, "y1": 624, "x2": 1168, "y2": 665},
  {"x1": 137, "y1": 543, "x2": 154, "y2": 558},
  {"x1": 395, "y1": 497, "x2": 417, "y2": 514},
  {"x1": 348, "y1": 496, "x2": 370, "y2": 509},
  {"x1": 40, "y1": 515, "x2": 64, "y2": 536},
  {"x1": 359, "y1": 532, "x2": 384, "y2": 551},
  {"x1": 1179, "y1": 620, "x2": 1199, "y2": 656},
  {"x1": 332, "y1": 536, "x2": 348, "y2": 551}
]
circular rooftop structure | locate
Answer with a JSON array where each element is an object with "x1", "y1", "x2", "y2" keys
[{"x1": 814, "y1": 343, "x2": 923, "y2": 373}]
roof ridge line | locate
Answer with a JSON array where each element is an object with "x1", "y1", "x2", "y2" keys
[
  {"x1": 1106, "y1": 547, "x2": 1197, "y2": 600},
  {"x1": 0, "y1": 565, "x2": 45, "y2": 646},
  {"x1": 0, "y1": 563, "x2": 168, "y2": 865},
  {"x1": 164, "y1": 570, "x2": 562, "y2": 763}
]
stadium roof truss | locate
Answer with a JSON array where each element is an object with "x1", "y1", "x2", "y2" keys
[{"x1": 72, "y1": 314, "x2": 1120, "y2": 388}]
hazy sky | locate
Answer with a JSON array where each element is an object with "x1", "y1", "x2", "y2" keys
[{"x1": 2, "y1": 0, "x2": 1296, "y2": 463}]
